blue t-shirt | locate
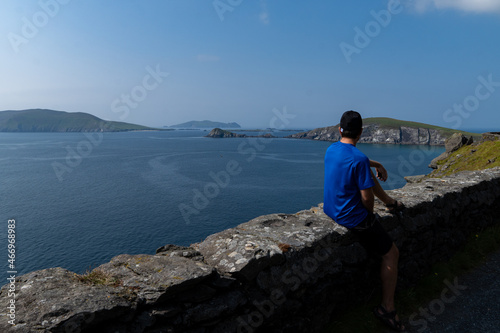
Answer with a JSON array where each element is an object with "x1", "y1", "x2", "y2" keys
[{"x1": 323, "y1": 141, "x2": 374, "y2": 228}]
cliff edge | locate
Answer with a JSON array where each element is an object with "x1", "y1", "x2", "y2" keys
[
  {"x1": 427, "y1": 132, "x2": 500, "y2": 177},
  {"x1": 288, "y1": 117, "x2": 479, "y2": 145}
]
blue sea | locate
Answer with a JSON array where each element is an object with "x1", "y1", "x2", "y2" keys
[{"x1": 0, "y1": 130, "x2": 444, "y2": 281}]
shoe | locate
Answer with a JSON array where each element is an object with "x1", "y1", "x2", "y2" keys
[{"x1": 373, "y1": 304, "x2": 407, "y2": 332}]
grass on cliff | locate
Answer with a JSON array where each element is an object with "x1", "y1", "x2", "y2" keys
[
  {"x1": 76, "y1": 269, "x2": 122, "y2": 287},
  {"x1": 429, "y1": 140, "x2": 500, "y2": 178},
  {"x1": 363, "y1": 117, "x2": 480, "y2": 138},
  {"x1": 323, "y1": 225, "x2": 500, "y2": 333}
]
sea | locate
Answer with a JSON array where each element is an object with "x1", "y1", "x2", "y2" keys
[{"x1": 0, "y1": 130, "x2": 447, "y2": 281}]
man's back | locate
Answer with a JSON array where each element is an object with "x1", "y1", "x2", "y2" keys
[{"x1": 323, "y1": 141, "x2": 374, "y2": 228}]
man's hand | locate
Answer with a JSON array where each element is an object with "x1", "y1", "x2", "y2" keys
[
  {"x1": 370, "y1": 160, "x2": 388, "y2": 182},
  {"x1": 375, "y1": 164, "x2": 388, "y2": 182}
]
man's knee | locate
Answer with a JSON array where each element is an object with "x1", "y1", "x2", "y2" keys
[{"x1": 383, "y1": 243, "x2": 399, "y2": 262}]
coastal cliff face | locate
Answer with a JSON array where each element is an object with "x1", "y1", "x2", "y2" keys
[
  {"x1": 1, "y1": 168, "x2": 500, "y2": 332},
  {"x1": 289, "y1": 124, "x2": 447, "y2": 145}
]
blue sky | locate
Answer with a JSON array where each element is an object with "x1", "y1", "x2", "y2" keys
[{"x1": 0, "y1": 0, "x2": 499, "y2": 130}]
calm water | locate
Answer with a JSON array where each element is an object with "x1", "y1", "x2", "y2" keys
[{"x1": 0, "y1": 131, "x2": 444, "y2": 280}]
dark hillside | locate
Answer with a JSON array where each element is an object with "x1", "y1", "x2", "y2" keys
[{"x1": 0, "y1": 109, "x2": 155, "y2": 132}]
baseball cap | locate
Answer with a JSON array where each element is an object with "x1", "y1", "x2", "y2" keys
[{"x1": 340, "y1": 110, "x2": 362, "y2": 132}]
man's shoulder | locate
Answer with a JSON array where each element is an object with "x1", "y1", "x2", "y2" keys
[
  {"x1": 327, "y1": 141, "x2": 353, "y2": 152},
  {"x1": 327, "y1": 141, "x2": 342, "y2": 148},
  {"x1": 328, "y1": 142, "x2": 366, "y2": 156},
  {"x1": 351, "y1": 145, "x2": 368, "y2": 159}
]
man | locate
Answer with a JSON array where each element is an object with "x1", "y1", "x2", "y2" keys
[{"x1": 323, "y1": 110, "x2": 406, "y2": 332}]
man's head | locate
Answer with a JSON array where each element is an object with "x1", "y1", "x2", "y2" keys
[{"x1": 339, "y1": 110, "x2": 363, "y2": 139}]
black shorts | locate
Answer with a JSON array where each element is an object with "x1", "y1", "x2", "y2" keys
[{"x1": 351, "y1": 213, "x2": 393, "y2": 256}]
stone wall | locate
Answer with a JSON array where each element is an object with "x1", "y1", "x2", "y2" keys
[{"x1": 1, "y1": 167, "x2": 500, "y2": 333}]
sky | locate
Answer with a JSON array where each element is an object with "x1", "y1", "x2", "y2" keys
[{"x1": 0, "y1": 0, "x2": 499, "y2": 130}]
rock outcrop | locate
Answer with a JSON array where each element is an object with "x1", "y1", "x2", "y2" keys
[
  {"x1": 288, "y1": 123, "x2": 448, "y2": 145},
  {"x1": 205, "y1": 128, "x2": 246, "y2": 138},
  {"x1": 482, "y1": 132, "x2": 500, "y2": 142},
  {"x1": 206, "y1": 128, "x2": 275, "y2": 139},
  {"x1": 429, "y1": 133, "x2": 474, "y2": 169},
  {"x1": 425, "y1": 135, "x2": 499, "y2": 179},
  {"x1": 1, "y1": 168, "x2": 500, "y2": 332}
]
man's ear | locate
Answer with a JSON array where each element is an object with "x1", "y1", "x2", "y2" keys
[
  {"x1": 338, "y1": 127, "x2": 342, "y2": 136},
  {"x1": 357, "y1": 128, "x2": 363, "y2": 140}
]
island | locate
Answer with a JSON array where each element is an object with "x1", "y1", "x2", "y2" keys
[
  {"x1": 168, "y1": 120, "x2": 241, "y2": 129},
  {"x1": 287, "y1": 117, "x2": 480, "y2": 145},
  {"x1": 205, "y1": 128, "x2": 275, "y2": 138},
  {"x1": 0, "y1": 109, "x2": 160, "y2": 132}
]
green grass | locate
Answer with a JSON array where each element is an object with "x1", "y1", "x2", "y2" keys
[
  {"x1": 429, "y1": 140, "x2": 500, "y2": 178},
  {"x1": 363, "y1": 117, "x2": 480, "y2": 138},
  {"x1": 323, "y1": 225, "x2": 500, "y2": 333},
  {"x1": 75, "y1": 269, "x2": 122, "y2": 287}
]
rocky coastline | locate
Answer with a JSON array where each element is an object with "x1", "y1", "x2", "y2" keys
[
  {"x1": 206, "y1": 121, "x2": 485, "y2": 146},
  {"x1": 287, "y1": 123, "x2": 451, "y2": 145}
]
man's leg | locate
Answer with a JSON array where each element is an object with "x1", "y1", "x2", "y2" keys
[
  {"x1": 380, "y1": 243, "x2": 399, "y2": 312},
  {"x1": 366, "y1": 175, "x2": 405, "y2": 329},
  {"x1": 377, "y1": 242, "x2": 405, "y2": 330}
]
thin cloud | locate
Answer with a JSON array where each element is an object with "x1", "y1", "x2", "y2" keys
[
  {"x1": 196, "y1": 54, "x2": 220, "y2": 63},
  {"x1": 408, "y1": 0, "x2": 500, "y2": 13},
  {"x1": 259, "y1": 0, "x2": 270, "y2": 25}
]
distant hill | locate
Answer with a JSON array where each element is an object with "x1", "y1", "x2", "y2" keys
[
  {"x1": 0, "y1": 109, "x2": 157, "y2": 132},
  {"x1": 169, "y1": 120, "x2": 241, "y2": 129},
  {"x1": 288, "y1": 117, "x2": 481, "y2": 145}
]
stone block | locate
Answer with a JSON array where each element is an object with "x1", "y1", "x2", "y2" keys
[{"x1": 97, "y1": 254, "x2": 214, "y2": 305}]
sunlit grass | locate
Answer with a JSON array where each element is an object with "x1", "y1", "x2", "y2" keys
[
  {"x1": 363, "y1": 117, "x2": 480, "y2": 138},
  {"x1": 432, "y1": 141, "x2": 500, "y2": 177},
  {"x1": 75, "y1": 269, "x2": 122, "y2": 287}
]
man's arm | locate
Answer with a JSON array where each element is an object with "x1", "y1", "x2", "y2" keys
[
  {"x1": 370, "y1": 160, "x2": 388, "y2": 182},
  {"x1": 360, "y1": 187, "x2": 374, "y2": 213}
]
